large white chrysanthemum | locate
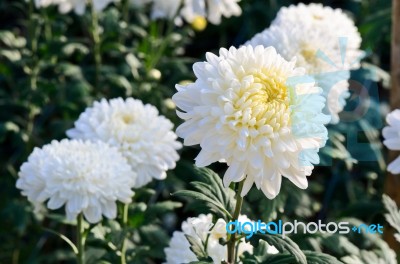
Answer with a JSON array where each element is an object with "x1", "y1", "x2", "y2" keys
[
  {"x1": 173, "y1": 45, "x2": 329, "y2": 198},
  {"x1": 383, "y1": 109, "x2": 400, "y2": 174},
  {"x1": 164, "y1": 214, "x2": 256, "y2": 264},
  {"x1": 138, "y1": 0, "x2": 241, "y2": 25},
  {"x1": 67, "y1": 98, "x2": 182, "y2": 187},
  {"x1": 246, "y1": 3, "x2": 363, "y2": 123},
  {"x1": 35, "y1": 0, "x2": 117, "y2": 15},
  {"x1": 16, "y1": 139, "x2": 135, "y2": 223}
]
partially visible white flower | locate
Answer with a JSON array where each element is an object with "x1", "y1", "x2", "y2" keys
[
  {"x1": 142, "y1": 0, "x2": 241, "y2": 25},
  {"x1": 35, "y1": 0, "x2": 117, "y2": 15},
  {"x1": 34, "y1": 0, "x2": 56, "y2": 8},
  {"x1": 16, "y1": 139, "x2": 135, "y2": 223},
  {"x1": 246, "y1": 3, "x2": 363, "y2": 123},
  {"x1": 383, "y1": 109, "x2": 400, "y2": 174},
  {"x1": 180, "y1": 0, "x2": 241, "y2": 25},
  {"x1": 67, "y1": 98, "x2": 182, "y2": 187},
  {"x1": 272, "y1": 3, "x2": 362, "y2": 70},
  {"x1": 173, "y1": 45, "x2": 329, "y2": 199},
  {"x1": 164, "y1": 231, "x2": 198, "y2": 263},
  {"x1": 151, "y1": 0, "x2": 181, "y2": 20},
  {"x1": 164, "y1": 214, "x2": 254, "y2": 264}
]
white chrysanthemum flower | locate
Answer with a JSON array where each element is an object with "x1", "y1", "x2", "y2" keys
[
  {"x1": 35, "y1": 0, "x2": 117, "y2": 15},
  {"x1": 67, "y1": 98, "x2": 182, "y2": 187},
  {"x1": 164, "y1": 214, "x2": 255, "y2": 264},
  {"x1": 383, "y1": 109, "x2": 400, "y2": 174},
  {"x1": 141, "y1": 0, "x2": 241, "y2": 25},
  {"x1": 246, "y1": 3, "x2": 363, "y2": 123},
  {"x1": 173, "y1": 45, "x2": 329, "y2": 198},
  {"x1": 16, "y1": 139, "x2": 135, "y2": 223}
]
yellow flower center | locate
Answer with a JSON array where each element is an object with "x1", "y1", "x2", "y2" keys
[
  {"x1": 300, "y1": 43, "x2": 324, "y2": 72},
  {"x1": 229, "y1": 69, "x2": 290, "y2": 134},
  {"x1": 191, "y1": 16, "x2": 207, "y2": 32},
  {"x1": 121, "y1": 114, "x2": 134, "y2": 124},
  {"x1": 312, "y1": 14, "x2": 323, "y2": 20}
]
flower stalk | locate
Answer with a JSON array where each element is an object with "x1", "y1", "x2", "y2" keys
[
  {"x1": 227, "y1": 180, "x2": 244, "y2": 263},
  {"x1": 89, "y1": 0, "x2": 102, "y2": 89},
  {"x1": 120, "y1": 203, "x2": 129, "y2": 264},
  {"x1": 76, "y1": 213, "x2": 85, "y2": 264}
]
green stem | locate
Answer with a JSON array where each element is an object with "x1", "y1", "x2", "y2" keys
[
  {"x1": 76, "y1": 213, "x2": 85, "y2": 264},
  {"x1": 227, "y1": 181, "x2": 244, "y2": 264},
  {"x1": 90, "y1": 0, "x2": 101, "y2": 89},
  {"x1": 28, "y1": 0, "x2": 38, "y2": 91},
  {"x1": 41, "y1": 9, "x2": 52, "y2": 41},
  {"x1": 120, "y1": 203, "x2": 129, "y2": 264},
  {"x1": 147, "y1": 20, "x2": 174, "y2": 71},
  {"x1": 120, "y1": 0, "x2": 130, "y2": 43}
]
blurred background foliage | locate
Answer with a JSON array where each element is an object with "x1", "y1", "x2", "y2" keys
[{"x1": 0, "y1": 0, "x2": 393, "y2": 263}]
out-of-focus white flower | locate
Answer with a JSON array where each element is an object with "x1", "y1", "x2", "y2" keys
[
  {"x1": 67, "y1": 98, "x2": 182, "y2": 187},
  {"x1": 173, "y1": 45, "x2": 329, "y2": 199},
  {"x1": 272, "y1": 3, "x2": 362, "y2": 70},
  {"x1": 34, "y1": 0, "x2": 117, "y2": 15},
  {"x1": 141, "y1": 0, "x2": 241, "y2": 25},
  {"x1": 383, "y1": 109, "x2": 400, "y2": 174},
  {"x1": 180, "y1": 0, "x2": 241, "y2": 25},
  {"x1": 16, "y1": 139, "x2": 135, "y2": 223},
  {"x1": 150, "y1": 0, "x2": 181, "y2": 20},
  {"x1": 164, "y1": 214, "x2": 254, "y2": 264},
  {"x1": 34, "y1": 0, "x2": 56, "y2": 8},
  {"x1": 246, "y1": 3, "x2": 363, "y2": 123}
]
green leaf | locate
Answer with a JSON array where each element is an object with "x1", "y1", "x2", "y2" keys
[
  {"x1": 320, "y1": 234, "x2": 360, "y2": 256},
  {"x1": 146, "y1": 201, "x2": 182, "y2": 216},
  {"x1": 185, "y1": 234, "x2": 208, "y2": 260},
  {"x1": 173, "y1": 167, "x2": 235, "y2": 220},
  {"x1": 106, "y1": 75, "x2": 133, "y2": 96},
  {"x1": 62, "y1": 43, "x2": 89, "y2": 56},
  {"x1": 247, "y1": 233, "x2": 307, "y2": 264},
  {"x1": 382, "y1": 194, "x2": 400, "y2": 243},
  {"x1": 262, "y1": 251, "x2": 343, "y2": 264},
  {"x1": 0, "y1": 30, "x2": 26, "y2": 48},
  {"x1": 43, "y1": 228, "x2": 78, "y2": 255},
  {"x1": 174, "y1": 190, "x2": 232, "y2": 219}
]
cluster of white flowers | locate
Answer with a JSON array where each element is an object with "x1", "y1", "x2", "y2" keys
[
  {"x1": 67, "y1": 98, "x2": 182, "y2": 187},
  {"x1": 134, "y1": 0, "x2": 242, "y2": 25},
  {"x1": 17, "y1": 98, "x2": 181, "y2": 223},
  {"x1": 247, "y1": 3, "x2": 363, "y2": 123},
  {"x1": 164, "y1": 214, "x2": 265, "y2": 263},
  {"x1": 34, "y1": 0, "x2": 117, "y2": 14},
  {"x1": 16, "y1": 139, "x2": 135, "y2": 223},
  {"x1": 173, "y1": 45, "x2": 330, "y2": 198}
]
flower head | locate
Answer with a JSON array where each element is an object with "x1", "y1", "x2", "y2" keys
[
  {"x1": 16, "y1": 139, "x2": 135, "y2": 223},
  {"x1": 173, "y1": 45, "x2": 329, "y2": 198},
  {"x1": 67, "y1": 98, "x2": 182, "y2": 187},
  {"x1": 383, "y1": 109, "x2": 400, "y2": 174},
  {"x1": 164, "y1": 214, "x2": 254, "y2": 263},
  {"x1": 246, "y1": 3, "x2": 363, "y2": 123}
]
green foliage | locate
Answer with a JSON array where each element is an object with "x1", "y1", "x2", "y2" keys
[
  {"x1": 247, "y1": 234, "x2": 307, "y2": 264},
  {"x1": 174, "y1": 167, "x2": 236, "y2": 220},
  {"x1": 383, "y1": 194, "x2": 400, "y2": 243}
]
